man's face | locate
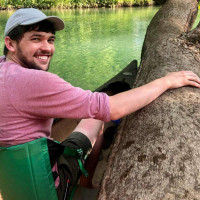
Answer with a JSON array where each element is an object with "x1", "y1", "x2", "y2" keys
[{"x1": 14, "y1": 30, "x2": 55, "y2": 71}]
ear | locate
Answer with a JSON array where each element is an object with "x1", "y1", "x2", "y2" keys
[{"x1": 4, "y1": 36, "x2": 17, "y2": 53}]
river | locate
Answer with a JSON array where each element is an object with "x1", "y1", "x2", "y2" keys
[{"x1": 0, "y1": 7, "x2": 200, "y2": 90}]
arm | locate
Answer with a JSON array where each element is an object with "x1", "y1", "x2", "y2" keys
[{"x1": 109, "y1": 71, "x2": 200, "y2": 120}]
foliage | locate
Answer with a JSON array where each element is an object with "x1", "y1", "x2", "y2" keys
[
  {"x1": 0, "y1": 0, "x2": 54, "y2": 9},
  {"x1": 0, "y1": 0, "x2": 153, "y2": 9},
  {"x1": 153, "y1": 0, "x2": 166, "y2": 5}
]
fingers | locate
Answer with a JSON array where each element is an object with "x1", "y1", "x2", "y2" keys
[
  {"x1": 188, "y1": 81, "x2": 200, "y2": 88},
  {"x1": 184, "y1": 71, "x2": 200, "y2": 87},
  {"x1": 165, "y1": 71, "x2": 200, "y2": 89}
]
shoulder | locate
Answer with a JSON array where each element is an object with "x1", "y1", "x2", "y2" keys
[
  {"x1": 4, "y1": 62, "x2": 69, "y2": 93},
  {"x1": 0, "y1": 56, "x2": 6, "y2": 63},
  {"x1": 5, "y1": 62, "x2": 65, "y2": 84}
]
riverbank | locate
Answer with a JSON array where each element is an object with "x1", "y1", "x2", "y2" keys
[
  {"x1": 0, "y1": 0, "x2": 154, "y2": 10},
  {"x1": 0, "y1": 0, "x2": 195, "y2": 10}
]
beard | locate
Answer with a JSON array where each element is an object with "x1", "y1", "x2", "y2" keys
[{"x1": 16, "y1": 45, "x2": 51, "y2": 71}]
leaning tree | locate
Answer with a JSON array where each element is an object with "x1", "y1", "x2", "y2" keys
[{"x1": 98, "y1": 0, "x2": 200, "y2": 199}]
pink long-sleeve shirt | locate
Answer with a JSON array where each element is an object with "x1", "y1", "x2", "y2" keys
[{"x1": 0, "y1": 56, "x2": 110, "y2": 146}]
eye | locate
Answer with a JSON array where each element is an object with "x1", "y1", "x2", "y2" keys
[
  {"x1": 31, "y1": 38, "x2": 40, "y2": 42},
  {"x1": 48, "y1": 38, "x2": 55, "y2": 44}
]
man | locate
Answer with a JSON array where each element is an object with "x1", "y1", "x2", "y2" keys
[{"x1": 1, "y1": 8, "x2": 200, "y2": 200}]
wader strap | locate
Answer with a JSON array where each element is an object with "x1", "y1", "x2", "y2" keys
[{"x1": 63, "y1": 148, "x2": 88, "y2": 177}]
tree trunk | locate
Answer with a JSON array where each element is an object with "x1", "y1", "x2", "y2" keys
[{"x1": 98, "y1": 0, "x2": 200, "y2": 199}]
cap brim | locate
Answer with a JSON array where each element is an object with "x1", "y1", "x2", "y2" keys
[{"x1": 21, "y1": 16, "x2": 65, "y2": 31}]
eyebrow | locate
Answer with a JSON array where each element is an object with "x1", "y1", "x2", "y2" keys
[{"x1": 30, "y1": 34, "x2": 56, "y2": 39}]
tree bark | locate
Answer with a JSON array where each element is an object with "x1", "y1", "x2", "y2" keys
[{"x1": 98, "y1": 0, "x2": 200, "y2": 199}]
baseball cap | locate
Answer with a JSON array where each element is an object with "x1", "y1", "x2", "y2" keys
[{"x1": 4, "y1": 8, "x2": 65, "y2": 36}]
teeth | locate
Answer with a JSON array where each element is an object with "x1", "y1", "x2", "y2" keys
[{"x1": 38, "y1": 56, "x2": 48, "y2": 60}]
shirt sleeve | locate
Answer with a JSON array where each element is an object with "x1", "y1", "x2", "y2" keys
[{"x1": 6, "y1": 67, "x2": 110, "y2": 122}]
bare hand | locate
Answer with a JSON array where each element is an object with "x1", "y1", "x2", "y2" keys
[{"x1": 164, "y1": 71, "x2": 200, "y2": 89}]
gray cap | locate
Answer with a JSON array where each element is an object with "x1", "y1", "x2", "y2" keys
[{"x1": 4, "y1": 8, "x2": 65, "y2": 36}]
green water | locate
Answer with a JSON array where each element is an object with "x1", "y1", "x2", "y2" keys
[{"x1": 1, "y1": 7, "x2": 199, "y2": 90}]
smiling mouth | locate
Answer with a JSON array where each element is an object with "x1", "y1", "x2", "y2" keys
[
  {"x1": 36, "y1": 55, "x2": 50, "y2": 63},
  {"x1": 37, "y1": 56, "x2": 49, "y2": 61}
]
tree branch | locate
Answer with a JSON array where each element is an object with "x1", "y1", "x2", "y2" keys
[{"x1": 142, "y1": 0, "x2": 198, "y2": 59}]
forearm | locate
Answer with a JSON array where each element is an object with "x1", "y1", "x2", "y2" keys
[
  {"x1": 109, "y1": 77, "x2": 171, "y2": 120},
  {"x1": 109, "y1": 70, "x2": 200, "y2": 120}
]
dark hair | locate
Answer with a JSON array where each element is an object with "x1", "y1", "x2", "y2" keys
[{"x1": 4, "y1": 20, "x2": 56, "y2": 56}]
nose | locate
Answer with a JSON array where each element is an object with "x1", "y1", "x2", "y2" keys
[{"x1": 40, "y1": 40, "x2": 52, "y2": 52}]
